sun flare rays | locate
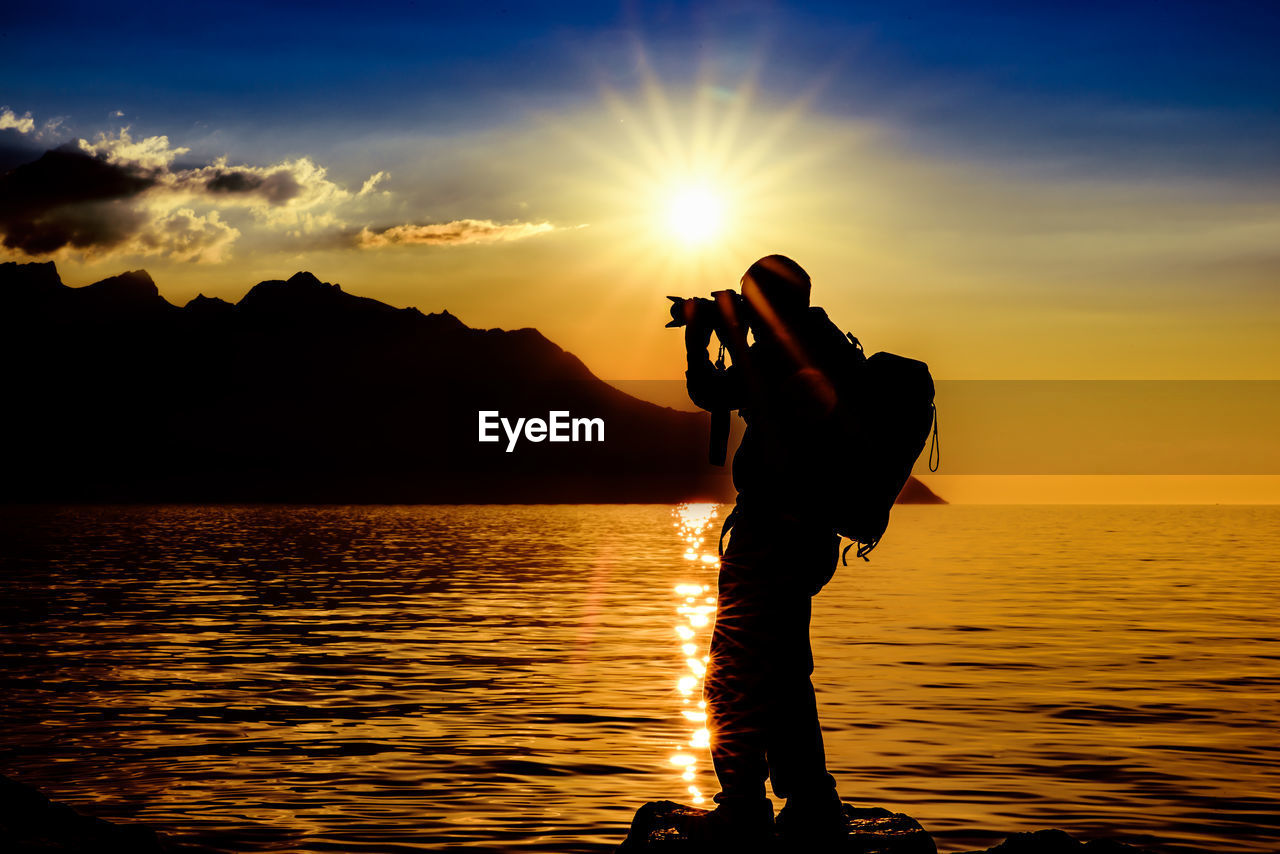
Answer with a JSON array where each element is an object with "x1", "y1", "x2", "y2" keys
[{"x1": 548, "y1": 48, "x2": 829, "y2": 297}]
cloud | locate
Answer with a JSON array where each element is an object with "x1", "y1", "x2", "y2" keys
[
  {"x1": 204, "y1": 166, "x2": 303, "y2": 203},
  {"x1": 39, "y1": 117, "x2": 66, "y2": 139},
  {"x1": 79, "y1": 128, "x2": 188, "y2": 170},
  {"x1": 0, "y1": 106, "x2": 66, "y2": 145},
  {"x1": 358, "y1": 171, "x2": 388, "y2": 196},
  {"x1": 0, "y1": 138, "x2": 238, "y2": 260},
  {"x1": 0, "y1": 108, "x2": 35, "y2": 134},
  {"x1": 131, "y1": 208, "x2": 240, "y2": 263},
  {"x1": 0, "y1": 146, "x2": 157, "y2": 255},
  {"x1": 2, "y1": 199, "x2": 148, "y2": 257},
  {"x1": 0, "y1": 135, "x2": 239, "y2": 259},
  {"x1": 356, "y1": 219, "x2": 555, "y2": 248},
  {"x1": 168, "y1": 155, "x2": 353, "y2": 230},
  {"x1": 0, "y1": 130, "x2": 349, "y2": 260},
  {"x1": 1, "y1": 124, "x2": 557, "y2": 262}
]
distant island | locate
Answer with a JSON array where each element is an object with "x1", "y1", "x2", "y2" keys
[
  {"x1": 0, "y1": 262, "x2": 943, "y2": 505},
  {"x1": 898, "y1": 476, "x2": 946, "y2": 504}
]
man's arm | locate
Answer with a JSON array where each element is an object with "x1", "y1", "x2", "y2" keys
[{"x1": 684, "y1": 324, "x2": 746, "y2": 413}]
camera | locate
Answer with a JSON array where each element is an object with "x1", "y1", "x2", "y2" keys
[
  {"x1": 667, "y1": 290, "x2": 749, "y2": 468},
  {"x1": 665, "y1": 289, "x2": 745, "y2": 330}
]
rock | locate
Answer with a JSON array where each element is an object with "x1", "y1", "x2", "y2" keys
[
  {"x1": 962, "y1": 828, "x2": 1153, "y2": 853},
  {"x1": 618, "y1": 800, "x2": 936, "y2": 853},
  {"x1": 0, "y1": 775, "x2": 208, "y2": 854},
  {"x1": 618, "y1": 802, "x2": 1159, "y2": 854}
]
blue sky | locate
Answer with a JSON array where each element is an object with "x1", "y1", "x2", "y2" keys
[{"x1": 5, "y1": 1, "x2": 1277, "y2": 176}]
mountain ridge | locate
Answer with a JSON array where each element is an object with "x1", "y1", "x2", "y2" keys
[
  {"x1": 0, "y1": 261, "x2": 468, "y2": 327},
  {"x1": 0, "y1": 261, "x2": 722, "y2": 502}
]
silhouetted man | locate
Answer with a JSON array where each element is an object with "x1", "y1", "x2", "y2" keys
[{"x1": 683, "y1": 255, "x2": 849, "y2": 844}]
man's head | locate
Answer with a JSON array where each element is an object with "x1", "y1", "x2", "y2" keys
[{"x1": 741, "y1": 255, "x2": 811, "y2": 331}]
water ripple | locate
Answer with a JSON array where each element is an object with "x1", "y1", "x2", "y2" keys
[{"x1": 1, "y1": 504, "x2": 1278, "y2": 853}]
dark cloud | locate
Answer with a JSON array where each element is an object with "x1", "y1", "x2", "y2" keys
[
  {"x1": 0, "y1": 128, "x2": 45, "y2": 172},
  {"x1": 0, "y1": 131, "x2": 460, "y2": 262},
  {"x1": 205, "y1": 168, "x2": 302, "y2": 204},
  {"x1": 0, "y1": 137, "x2": 288, "y2": 260},
  {"x1": 2, "y1": 201, "x2": 147, "y2": 255},
  {"x1": 0, "y1": 146, "x2": 156, "y2": 255},
  {"x1": 205, "y1": 171, "x2": 259, "y2": 193}
]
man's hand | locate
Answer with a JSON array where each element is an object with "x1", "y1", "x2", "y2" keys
[{"x1": 685, "y1": 322, "x2": 715, "y2": 366}]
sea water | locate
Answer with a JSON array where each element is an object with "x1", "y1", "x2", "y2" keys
[{"x1": 0, "y1": 504, "x2": 1277, "y2": 853}]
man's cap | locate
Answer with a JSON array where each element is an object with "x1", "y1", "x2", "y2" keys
[{"x1": 742, "y1": 255, "x2": 811, "y2": 314}]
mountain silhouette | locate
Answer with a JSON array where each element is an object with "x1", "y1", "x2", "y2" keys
[
  {"x1": 0, "y1": 262, "x2": 942, "y2": 504},
  {"x1": 0, "y1": 262, "x2": 726, "y2": 502}
]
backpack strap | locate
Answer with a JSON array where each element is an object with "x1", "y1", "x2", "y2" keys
[{"x1": 840, "y1": 537, "x2": 877, "y2": 565}]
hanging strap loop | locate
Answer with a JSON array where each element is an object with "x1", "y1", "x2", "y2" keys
[{"x1": 928, "y1": 403, "x2": 940, "y2": 473}]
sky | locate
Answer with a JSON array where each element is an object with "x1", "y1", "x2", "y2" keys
[{"x1": 3, "y1": 1, "x2": 1279, "y2": 439}]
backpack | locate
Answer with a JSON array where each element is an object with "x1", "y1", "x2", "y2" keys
[
  {"x1": 713, "y1": 324, "x2": 938, "y2": 565},
  {"x1": 825, "y1": 333, "x2": 938, "y2": 562}
]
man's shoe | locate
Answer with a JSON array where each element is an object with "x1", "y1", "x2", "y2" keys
[
  {"x1": 682, "y1": 799, "x2": 775, "y2": 849},
  {"x1": 775, "y1": 795, "x2": 846, "y2": 844}
]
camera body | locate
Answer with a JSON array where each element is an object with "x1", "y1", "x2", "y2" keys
[{"x1": 665, "y1": 289, "x2": 745, "y2": 331}]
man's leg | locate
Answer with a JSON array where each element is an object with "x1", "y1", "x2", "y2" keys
[
  {"x1": 704, "y1": 525, "x2": 772, "y2": 807},
  {"x1": 766, "y1": 527, "x2": 844, "y2": 836},
  {"x1": 763, "y1": 588, "x2": 837, "y2": 804},
  {"x1": 705, "y1": 521, "x2": 839, "y2": 799}
]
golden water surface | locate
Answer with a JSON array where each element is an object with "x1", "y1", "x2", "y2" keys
[{"x1": 0, "y1": 504, "x2": 1277, "y2": 852}]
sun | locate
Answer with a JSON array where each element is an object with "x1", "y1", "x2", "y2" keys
[
  {"x1": 547, "y1": 47, "x2": 825, "y2": 294},
  {"x1": 667, "y1": 185, "x2": 725, "y2": 245}
]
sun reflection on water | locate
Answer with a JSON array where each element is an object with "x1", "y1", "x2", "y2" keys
[{"x1": 669, "y1": 502, "x2": 720, "y2": 804}]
